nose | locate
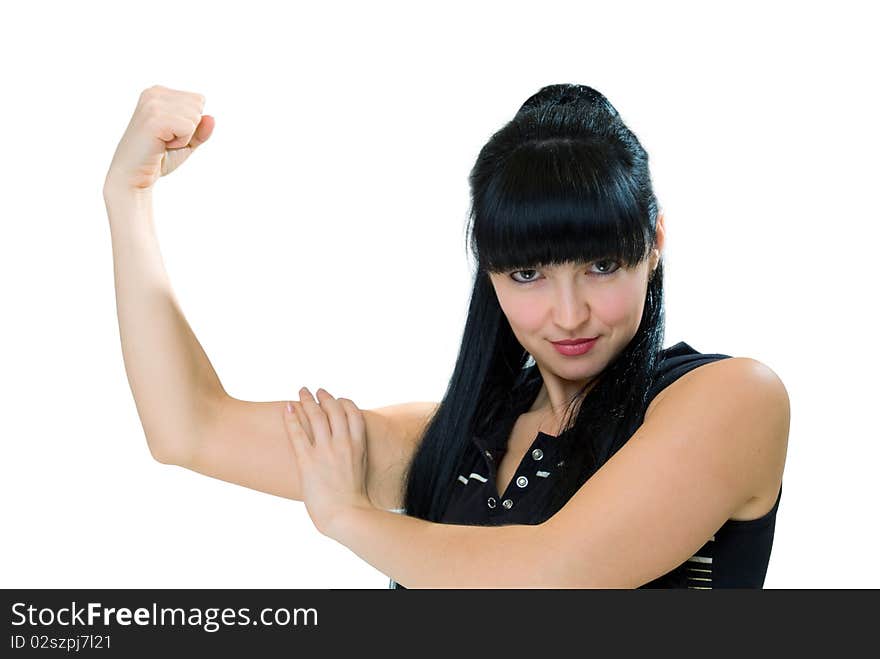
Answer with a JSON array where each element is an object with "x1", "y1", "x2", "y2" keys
[{"x1": 551, "y1": 281, "x2": 589, "y2": 331}]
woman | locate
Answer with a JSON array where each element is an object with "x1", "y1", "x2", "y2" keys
[{"x1": 104, "y1": 83, "x2": 789, "y2": 589}]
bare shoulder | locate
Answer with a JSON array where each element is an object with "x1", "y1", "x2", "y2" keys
[
  {"x1": 362, "y1": 401, "x2": 439, "y2": 511},
  {"x1": 646, "y1": 356, "x2": 789, "y2": 421},
  {"x1": 661, "y1": 356, "x2": 789, "y2": 416},
  {"x1": 645, "y1": 356, "x2": 790, "y2": 510}
]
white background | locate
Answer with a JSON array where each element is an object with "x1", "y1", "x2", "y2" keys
[{"x1": 2, "y1": 0, "x2": 877, "y2": 589}]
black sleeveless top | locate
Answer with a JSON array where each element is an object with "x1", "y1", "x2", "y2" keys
[{"x1": 389, "y1": 341, "x2": 782, "y2": 589}]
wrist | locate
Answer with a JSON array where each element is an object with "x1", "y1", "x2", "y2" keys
[
  {"x1": 103, "y1": 185, "x2": 154, "y2": 222},
  {"x1": 103, "y1": 178, "x2": 153, "y2": 205},
  {"x1": 324, "y1": 500, "x2": 375, "y2": 542}
]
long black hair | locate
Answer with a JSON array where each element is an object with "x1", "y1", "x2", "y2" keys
[{"x1": 398, "y1": 82, "x2": 666, "y2": 548}]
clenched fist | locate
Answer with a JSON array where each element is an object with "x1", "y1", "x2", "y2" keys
[{"x1": 104, "y1": 85, "x2": 214, "y2": 195}]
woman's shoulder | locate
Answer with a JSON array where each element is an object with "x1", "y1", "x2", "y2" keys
[
  {"x1": 655, "y1": 341, "x2": 734, "y2": 373},
  {"x1": 647, "y1": 342, "x2": 785, "y2": 420},
  {"x1": 647, "y1": 341, "x2": 734, "y2": 404},
  {"x1": 644, "y1": 348, "x2": 789, "y2": 523}
]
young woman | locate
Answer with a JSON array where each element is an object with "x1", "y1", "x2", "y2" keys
[{"x1": 104, "y1": 83, "x2": 789, "y2": 589}]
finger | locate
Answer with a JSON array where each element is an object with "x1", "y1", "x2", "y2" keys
[
  {"x1": 189, "y1": 114, "x2": 214, "y2": 149},
  {"x1": 299, "y1": 387, "x2": 332, "y2": 444},
  {"x1": 338, "y1": 398, "x2": 366, "y2": 449},
  {"x1": 340, "y1": 399, "x2": 368, "y2": 486},
  {"x1": 291, "y1": 400, "x2": 315, "y2": 445},
  {"x1": 283, "y1": 401, "x2": 312, "y2": 462},
  {"x1": 159, "y1": 115, "x2": 197, "y2": 149},
  {"x1": 315, "y1": 388, "x2": 350, "y2": 439}
]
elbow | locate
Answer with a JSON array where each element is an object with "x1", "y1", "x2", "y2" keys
[{"x1": 146, "y1": 437, "x2": 191, "y2": 465}]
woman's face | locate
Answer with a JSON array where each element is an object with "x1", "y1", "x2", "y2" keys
[{"x1": 488, "y1": 216, "x2": 665, "y2": 403}]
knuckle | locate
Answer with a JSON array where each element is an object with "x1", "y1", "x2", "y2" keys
[
  {"x1": 140, "y1": 98, "x2": 162, "y2": 116},
  {"x1": 141, "y1": 85, "x2": 164, "y2": 100}
]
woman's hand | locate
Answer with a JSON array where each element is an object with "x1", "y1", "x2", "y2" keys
[
  {"x1": 283, "y1": 387, "x2": 374, "y2": 537},
  {"x1": 104, "y1": 84, "x2": 214, "y2": 195}
]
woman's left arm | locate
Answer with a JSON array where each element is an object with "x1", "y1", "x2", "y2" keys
[{"x1": 286, "y1": 359, "x2": 789, "y2": 589}]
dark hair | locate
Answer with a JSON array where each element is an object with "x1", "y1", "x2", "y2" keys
[{"x1": 396, "y1": 84, "x2": 665, "y2": 580}]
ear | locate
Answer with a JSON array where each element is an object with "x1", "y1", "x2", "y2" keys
[{"x1": 652, "y1": 212, "x2": 666, "y2": 270}]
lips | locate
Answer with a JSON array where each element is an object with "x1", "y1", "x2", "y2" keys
[
  {"x1": 551, "y1": 337, "x2": 598, "y2": 345},
  {"x1": 550, "y1": 337, "x2": 598, "y2": 357}
]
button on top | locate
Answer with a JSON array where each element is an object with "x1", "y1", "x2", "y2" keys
[
  {"x1": 502, "y1": 498, "x2": 514, "y2": 509},
  {"x1": 516, "y1": 475, "x2": 528, "y2": 488},
  {"x1": 531, "y1": 448, "x2": 544, "y2": 461}
]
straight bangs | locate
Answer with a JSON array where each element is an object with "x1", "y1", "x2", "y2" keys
[{"x1": 468, "y1": 138, "x2": 653, "y2": 274}]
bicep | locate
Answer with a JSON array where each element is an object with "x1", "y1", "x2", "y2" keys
[
  {"x1": 539, "y1": 358, "x2": 790, "y2": 588},
  {"x1": 168, "y1": 394, "x2": 436, "y2": 508}
]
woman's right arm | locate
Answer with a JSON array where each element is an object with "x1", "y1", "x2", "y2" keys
[
  {"x1": 103, "y1": 84, "x2": 221, "y2": 464},
  {"x1": 104, "y1": 86, "x2": 436, "y2": 508},
  {"x1": 105, "y1": 186, "x2": 435, "y2": 506}
]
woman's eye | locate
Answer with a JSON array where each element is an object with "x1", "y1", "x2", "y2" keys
[
  {"x1": 592, "y1": 259, "x2": 621, "y2": 275},
  {"x1": 510, "y1": 269, "x2": 540, "y2": 283}
]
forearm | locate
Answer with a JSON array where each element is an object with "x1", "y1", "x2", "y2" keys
[
  {"x1": 104, "y1": 188, "x2": 226, "y2": 461},
  {"x1": 328, "y1": 507, "x2": 555, "y2": 588}
]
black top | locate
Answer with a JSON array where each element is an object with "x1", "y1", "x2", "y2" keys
[{"x1": 389, "y1": 341, "x2": 781, "y2": 589}]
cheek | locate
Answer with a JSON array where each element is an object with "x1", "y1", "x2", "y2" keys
[
  {"x1": 497, "y1": 295, "x2": 544, "y2": 331},
  {"x1": 589, "y1": 280, "x2": 647, "y2": 326},
  {"x1": 593, "y1": 289, "x2": 633, "y2": 323}
]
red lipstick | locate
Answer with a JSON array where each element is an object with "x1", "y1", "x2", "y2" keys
[{"x1": 550, "y1": 337, "x2": 598, "y2": 356}]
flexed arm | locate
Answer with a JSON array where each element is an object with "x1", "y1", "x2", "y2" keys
[
  {"x1": 102, "y1": 87, "x2": 437, "y2": 509},
  {"x1": 103, "y1": 85, "x2": 222, "y2": 462}
]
